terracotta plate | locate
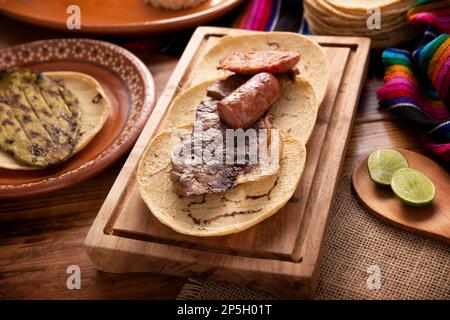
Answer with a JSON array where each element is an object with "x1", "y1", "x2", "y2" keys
[
  {"x1": 0, "y1": 39, "x2": 155, "y2": 199},
  {"x1": 0, "y1": 0, "x2": 244, "y2": 35}
]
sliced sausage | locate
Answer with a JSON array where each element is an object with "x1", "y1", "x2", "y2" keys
[
  {"x1": 217, "y1": 72, "x2": 280, "y2": 129},
  {"x1": 218, "y1": 51, "x2": 300, "y2": 75}
]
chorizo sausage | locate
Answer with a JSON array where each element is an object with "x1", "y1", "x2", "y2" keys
[
  {"x1": 217, "y1": 72, "x2": 280, "y2": 129},
  {"x1": 218, "y1": 51, "x2": 300, "y2": 75}
]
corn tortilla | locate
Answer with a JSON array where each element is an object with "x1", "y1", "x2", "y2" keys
[{"x1": 137, "y1": 124, "x2": 306, "y2": 236}]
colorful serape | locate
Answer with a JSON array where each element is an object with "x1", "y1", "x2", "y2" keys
[
  {"x1": 377, "y1": 0, "x2": 450, "y2": 161},
  {"x1": 231, "y1": 0, "x2": 309, "y2": 34}
]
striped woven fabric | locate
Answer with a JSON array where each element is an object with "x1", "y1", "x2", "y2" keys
[
  {"x1": 377, "y1": 0, "x2": 450, "y2": 161},
  {"x1": 231, "y1": 0, "x2": 309, "y2": 34},
  {"x1": 408, "y1": 0, "x2": 450, "y2": 34}
]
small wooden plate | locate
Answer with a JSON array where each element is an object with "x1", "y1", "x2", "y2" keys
[
  {"x1": 352, "y1": 149, "x2": 450, "y2": 244},
  {"x1": 0, "y1": 0, "x2": 244, "y2": 35},
  {"x1": 0, "y1": 39, "x2": 155, "y2": 199}
]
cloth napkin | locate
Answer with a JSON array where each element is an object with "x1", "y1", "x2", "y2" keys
[{"x1": 377, "y1": 0, "x2": 450, "y2": 161}]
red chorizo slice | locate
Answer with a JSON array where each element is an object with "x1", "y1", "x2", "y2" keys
[
  {"x1": 218, "y1": 51, "x2": 300, "y2": 75},
  {"x1": 217, "y1": 72, "x2": 280, "y2": 129}
]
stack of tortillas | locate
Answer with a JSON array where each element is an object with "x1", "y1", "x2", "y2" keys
[{"x1": 304, "y1": 0, "x2": 417, "y2": 48}]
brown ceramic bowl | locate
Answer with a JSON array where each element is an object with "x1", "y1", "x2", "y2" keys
[
  {"x1": 0, "y1": 39, "x2": 155, "y2": 199},
  {"x1": 0, "y1": 0, "x2": 244, "y2": 35}
]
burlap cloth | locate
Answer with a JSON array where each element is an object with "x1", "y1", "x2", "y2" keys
[{"x1": 177, "y1": 176, "x2": 450, "y2": 300}]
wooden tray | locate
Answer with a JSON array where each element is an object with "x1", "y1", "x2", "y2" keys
[{"x1": 85, "y1": 27, "x2": 370, "y2": 298}]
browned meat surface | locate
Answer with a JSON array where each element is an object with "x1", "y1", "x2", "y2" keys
[
  {"x1": 217, "y1": 72, "x2": 280, "y2": 129},
  {"x1": 171, "y1": 100, "x2": 237, "y2": 197},
  {"x1": 206, "y1": 71, "x2": 299, "y2": 103},
  {"x1": 218, "y1": 51, "x2": 300, "y2": 75},
  {"x1": 206, "y1": 74, "x2": 249, "y2": 100},
  {"x1": 170, "y1": 100, "x2": 273, "y2": 197}
]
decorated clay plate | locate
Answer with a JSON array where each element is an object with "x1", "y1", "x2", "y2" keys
[
  {"x1": 0, "y1": 0, "x2": 244, "y2": 35},
  {"x1": 0, "y1": 39, "x2": 155, "y2": 199}
]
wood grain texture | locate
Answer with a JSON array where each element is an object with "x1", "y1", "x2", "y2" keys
[
  {"x1": 0, "y1": 19, "x2": 430, "y2": 299},
  {"x1": 84, "y1": 27, "x2": 371, "y2": 298},
  {"x1": 0, "y1": 158, "x2": 186, "y2": 299},
  {"x1": 0, "y1": 36, "x2": 186, "y2": 298},
  {"x1": 352, "y1": 149, "x2": 450, "y2": 244}
]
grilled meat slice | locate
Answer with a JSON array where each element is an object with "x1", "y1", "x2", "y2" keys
[
  {"x1": 206, "y1": 74, "x2": 249, "y2": 100},
  {"x1": 170, "y1": 99, "x2": 277, "y2": 197},
  {"x1": 171, "y1": 100, "x2": 238, "y2": 196}
]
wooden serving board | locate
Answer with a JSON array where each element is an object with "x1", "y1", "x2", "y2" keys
[{"x1": 85, "y1": 27, "x2": 370, "y2": 298}]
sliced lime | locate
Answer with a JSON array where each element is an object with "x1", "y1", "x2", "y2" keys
[
  {"x1": 391, "y1": 168, "x2": 435, "y2": 207},
  {"x1": 367, "y1": 149, "x2": 409, "y2": 185}
]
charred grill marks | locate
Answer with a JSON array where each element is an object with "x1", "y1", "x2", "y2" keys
[
  {"x1": 37, "y1": 74, "x2": 80, "y2": 143},
  {"x1": 187, "y1": 195, "x2": 207, "y2": 207},
  {"x1": 170, "y1": 100, "x2": 272, "y2": 197},
  {"x1": 171, "y1": 100, "x2": 241, "y2": 196},
  {"x1": 245, "y1": 176, "x2": 279, "y2": 200},
  {"x1": 188, "y1": 209, "x2": 262, "y2": 226},
  {"x1": 92, "y1": 93, "x2": 103, "y2": 104},
  {"x1": 0, "y1": 69, "x2": 81, "y2": 167}
]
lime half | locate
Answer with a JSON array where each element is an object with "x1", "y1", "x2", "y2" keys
[
  {"x1": 367, "y1": 149, "x2": 409, "y2": 185},
  {"x1": 391, "y1": 168, "x2": 435, "y2": 207}
]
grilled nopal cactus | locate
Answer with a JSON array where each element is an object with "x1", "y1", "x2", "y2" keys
[
  {"x1": 54, "y1": 78, "x2": 82, "y2": 128},
  {"x1": 36, "y1": 72, "x2": 81, "y2": 144},
  {"x1": 0, "y1": 68, "x2": 81, "y2": 167}
]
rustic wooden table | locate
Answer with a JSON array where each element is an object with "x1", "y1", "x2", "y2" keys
[{"x1": 0, "y1": 17, "x2": 425, "y2": 299}]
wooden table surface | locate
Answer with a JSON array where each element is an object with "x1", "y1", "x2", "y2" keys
[{"x1": 0, "y1": 17, "x2": 426, "y2": 299}]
